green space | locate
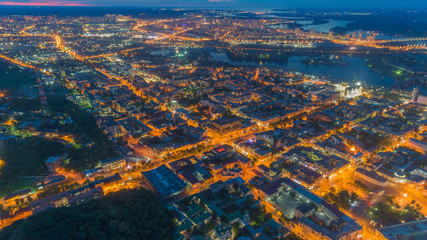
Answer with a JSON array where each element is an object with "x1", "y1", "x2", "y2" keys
[
  {"x1": 0, "y1": 61, "x2": 37, "y2": 89},
  {"x1": 0, "y1": 189, "x2": 174, "y2": 240},
  {"x1": 47, "y1": 97, "x2": 119, "y2": 170},
  {"x1": 325, "y1": 189, "x2": 358, "y2": 210},
  {"x1": 366, "y1": 59, "x2": 414, "y2": 80},
  {"x1": 226, "y1": 48, "x2": 290, "y2": 64},
  {"x1": 368, "y1": 196, "x2": 424, "y2": 225},
  {"x1": 382, "y1": 92, "x2": 401, "y2": 101},
  {"x1": 329, "y1": 11, "x2": 427, "y2": 37},
  {"x1": 249, "y1": 205, "x2": 272, "y2": 228},
  {"x1": 7, "y1": 96, "x2": 119, "y2": 171},
  {"x1": 0, "y1": 97, "x2": 118, "y2": 196},
  {"x1": 347, "y1": 128, "x2": 386, "y2": 149},
  {"x1": 0, "y1": 137, "x2": 66, "y2": 197},
  {"x1": 301, "y1": 149, "x2": 322, "y2": 162},
  {"x1": 353, "y1": 180, "x2": 374, "y2": 193}
]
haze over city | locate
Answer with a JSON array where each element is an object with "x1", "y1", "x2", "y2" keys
[{"x1": 0, "y1": 0, "x2": 426, "y2": 8}]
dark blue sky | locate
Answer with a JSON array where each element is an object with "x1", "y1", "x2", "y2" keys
[{"x1": 0, "y1": 0, "x2": 426, "y2": 8}]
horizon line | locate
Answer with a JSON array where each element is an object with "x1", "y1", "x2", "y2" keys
[{"x1": 0, "y1": 5, "x2": 426, "y2": 9}]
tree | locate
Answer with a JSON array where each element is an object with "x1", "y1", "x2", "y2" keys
[
  {"x1": 264, "y1": 213, "x2": 272, "y2": 221},
  {"x1": 220, "y1": 215, "x2": 229, "y2": 223},
  {"x1": 284, "y1": 233, "x2": 304, "y2": 240},
  {"x1": 0, "y1": 137, "x2": 67, "y2": 197},
  {"x1": 231, "y1": 222, "x2": 241, "y2": 236},
  {"x1": 0, "y1": 189, "x2": 175, "y2": 240},
  {"x1": 83, "y1": 179, "x2": 91, "y2": 186},
  {"x1": 350, "y1": 192, "x2": 358, "y2": 202}
]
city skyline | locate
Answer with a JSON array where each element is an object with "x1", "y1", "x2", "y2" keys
[{"x1": 0, "y1": 0, "x2": 427, "y2": 8}]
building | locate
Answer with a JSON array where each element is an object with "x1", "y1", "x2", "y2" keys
[
  {"x1": 30, "y1": 191, "x2": 70, "y2": 214},
  {"x1": 412, "y1": 87, "x2": 427, "y2": 105},
  {"x1": 374, "y1": 219, "x2": 427, "y2": 240},
  {"x1": 45, "y1": 156, "x2": 64, "y2": 173},
  {"x1": 168, "y1": 156, "x2": 214, "y2": 188},
  {"x1": 257, "y1": 164, "x2": 282, "y2": 182},
  {"x1": 336, "y1": 83, "x2": 363, "y2": 98},
  {"x1": 318, "y1": 135, "x2": 363, "y2": 165},
  {"x1": 345, "y1": 84, "x2": 363, "y2": 98},
  {"x1": 95, "y1": 173, "x2": 124, "y2": 193},
  {"x1": 30, "y1": 186, "x2": 104, "y2": 214},
  {"x1": 257, "y1": 177, "x2": 363, "y2": 240},
  {"x1": 38, "y1": 175, "x2": 68, "y2": 189},
  {"x1": 0, "y1": 211, "x2": 11, "y2": 224},
  {"x1": 294, "y1": 203, "x2": 316, "y2": 219},
  {"x1": 406, "y1": 138, "x2": 427, "y2": 155},
  {"x1": 0, "y1": 135, "x2": 16, "y2": 149},
  {"x1": 171, "y1": 195, "x2": 213, "y2": 233},
  {"x1": 104, "y1": 120, "x2": 123, "y2": 138},
  {"x1": 4, "y1": 189, "x2": 32, "y2": 206},
  {"x1": 354, "y1": 168, "x2": 388, "y2": 187},
  {"x1": 214, "y1": 224, "x2": 232, "y2": 240},
  {"x1": 210, "y1": 116, "x2": 242, "y2": 136},
  {"x1": 99, "y1": 157, "x2": 126, "y2": 172},
  {"x1": 141, "y1": 164, "x2": 187, "y2": 199}
]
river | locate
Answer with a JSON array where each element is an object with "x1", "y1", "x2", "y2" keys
[
  {"x1": 210, "y1": 52, "x2": 395, "y2": 86},
  {"x1": 299, "y1": 19, "x2": 353, "y2": 33}
]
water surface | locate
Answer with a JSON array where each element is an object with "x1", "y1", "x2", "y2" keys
[{"x1": 210, "y1": 52, "x2": 394, "y2": 86}]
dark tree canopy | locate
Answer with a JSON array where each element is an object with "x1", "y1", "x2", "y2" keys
[
  {"x1": 0, "y1": 137, "x2": 66, "y2": 197},
  {"x1": 0, "y1": 189, "x2": 175, "y2": 240}
]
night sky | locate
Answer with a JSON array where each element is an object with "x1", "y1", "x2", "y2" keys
[{"x1": 0, "y1": 0, "x2": 426, "y2": 8}]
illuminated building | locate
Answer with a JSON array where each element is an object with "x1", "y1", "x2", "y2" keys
[
  {"x1": 210, "y1": 116, "x2": 242, "y2": 136},
  {"x1": 104, "y1": 120, "x2": 123, "y2": 138},
  {"x1": 4, "y1": 189, "x2": 32, "y2": 206},
  {"x1": 354, "y1": 168, "x2": 388, "y2": 187},
  {"x1": 412, "y1": 87, "x2": 427, "y2": 105},
  {"x1": 406, "y1": 138, "x2": 427, "y2": 155},
  {"x1": 374, "y1": 219, "x2": 427, "y2": 240},
  {"x1": 141, "y1": 164, "x2": 187, "y2": 199},
  {"x1": 257, "y1": 177, "x2": 363, "y2": 240},
  {"x1": 336, "y1": 82, "x2": 363, "y2": 98},
  {"x1": 99, "y1": 157, "x2": 126, "y2": 172}
]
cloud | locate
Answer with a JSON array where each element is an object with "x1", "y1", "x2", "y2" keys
[{"x1": 0, "y1": 0, "x2": 93, "y2": 6}]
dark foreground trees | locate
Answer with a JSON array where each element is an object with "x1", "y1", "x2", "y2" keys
[{"x1": 0, "y1": 189, "x2": 174, "y2": 240}]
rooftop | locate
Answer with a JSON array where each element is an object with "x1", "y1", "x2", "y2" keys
[
  {"x1": 45, "y1": 156, "x2": 62, "y2": 163},
  {"x1": 377, "y1": 219, "x2": 427, "y2": 240},
  {"x1": 141, "y1": 164, "x2": 187, "y2": 198},
  {"x1": 355, "y1": 168, "x2": 388, "y2": 183},
  {"x1": 212, "y1": 116, "x2": 241, "y2": 125}
]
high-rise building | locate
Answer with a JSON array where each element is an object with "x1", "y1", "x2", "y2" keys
[{"x1": 358, "y1": 29, "x2": 363, "y2": 39}]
